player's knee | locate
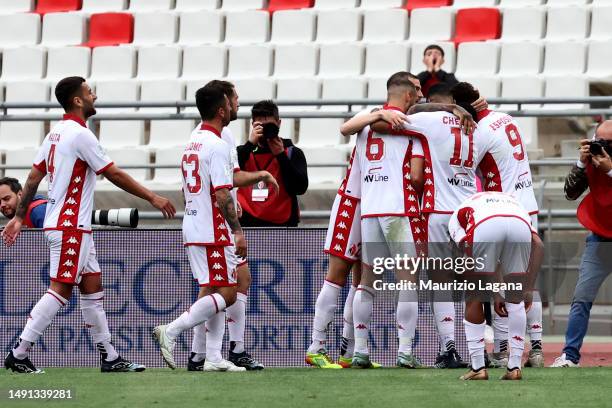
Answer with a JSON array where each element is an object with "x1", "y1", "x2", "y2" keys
[
  {"x1": 237, "y1": 270, "x2": 251, "y2": 291},
  {"x1": 50, "y1": 281, "x2": 73, "y2": 300},
  {"x1": 221, "y1": 289, "x2": 237, "y2": 307}
]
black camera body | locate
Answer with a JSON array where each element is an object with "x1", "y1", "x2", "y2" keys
[
  {"x1": 588, "y1": 139, "x2": 612, "y2": 156},
  {"x1": 262, "y1": 122, "x2": 280, "y2": 140}
]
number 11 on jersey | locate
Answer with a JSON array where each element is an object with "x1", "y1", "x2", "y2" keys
[{"x1": 449, "y1": 127, "x2": 474, "y2": 168}]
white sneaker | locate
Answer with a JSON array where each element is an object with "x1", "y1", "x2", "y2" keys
[
  {"x1": 550, "y1": 353, "x2": 579, "y2": 368},
  {"x1": 204, "y1": 359, "x2": 247, "y2": 372},
  {"x1": 153, "y1": 325, "x2": 176, "y2": 370}
]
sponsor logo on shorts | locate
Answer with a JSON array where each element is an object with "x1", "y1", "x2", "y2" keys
[{"x1": 213, "y1": 274, "x2": 224, "y2": 281}]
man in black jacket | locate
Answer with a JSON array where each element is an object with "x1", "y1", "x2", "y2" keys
[
  {"x1": 237, "y1": 100, "x2": 308, "y2": 227},
  {"x1": 417, "y1": 44, "x2": 459, "y2": 99}
]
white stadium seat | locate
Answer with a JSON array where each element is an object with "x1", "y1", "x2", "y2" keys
[
  {"x1": 546, "y1": 0, "x2": 588, "y2": 5},
  {"x1": 276, "y1": 78, "x2": 320, "y2": 111},
  {"x1": 456, "y1": 76, "x2": 500, "y2": 98},
  {"x1": 233, "y1": 78, "x2": 276, "y2": 101},
  {"x1": 318, "y1": 43, "x2": 364, "y2": 77},
  {"x1": 274, "y1": 44, "x2": 318, "y2": 77},
  {"x1": 178, "y1": 11, "x2": 224, "y2": 45},
  {"x1": 90, "y1": 46, "x2": 136, "y2": 80},
  {"x1": 175, "y1": 0, "x2": 220, "y2": 10},
  {"x1": 543, "y1": 41, "x2": 586, "y2": 76},
  {"x1": 227, "y1": 116, "x2": 247, "y2": 144},
  {"x1": 132, "y1": 12, "x2": 178, "y2": 46},
  {"x1": 140, "y1": 80, "x2": 185, "y2": 113},
  {"x1": 4, "y1": 82, "x2": 50, "y2": 113},
  {"x1": 364, "y1": 43, "x2": 410, "y2": 77},
  {"x1": 0, "y1": 13, "x2": 40, "y2": 47},
  {"x1": 500, "y1": 7, "x2": 545, "y2": 41},
  {"x1": 41, "y1": 12, "x2": 86, "y2": 46},
  {"x1": 498, "y1": 0, "x2": 543, "y2": 5},
  {"x1": 586, "y1": 40, "x2": 612, "y2": 79},
  {"x1": 151, "y1": 147, "x2": 184, "y2": 185},
  {"x1": 498, "y1": 42, "x2": 542, "y2": 76},
  {"x1": 94, "y1": 80, "x2": 140, "y2": 112},
  {"x1": 409, "y1": 8, "x2": 454, "y2": 42},
  {"x1": 367, "y1": 77, "x2": 387, "y2": 101},
  {"x1": 220, "y1": 0, "x2": 264, "y2": 10},
  {"x1": 224, "y1": 10, "x2": 270, "y2": 44},
  {"x1": 593, "y1": 0, "x2": 612, "y2": 4},
  {"x1": 137, "y1": 46, "x2": 182, "y2": 79},
  {"x1": 316, "y1": 9, "x2": 363, "y2": 43},
  {"x1": 298, "y1": 119, "x2": 344, "y2": 147},
  {"x1": 81, "y1": 0, "x2": 127, "y2": 12},
  {"x1": 500, "y1": 76, "x2": 543, "y2": 109},
  {"x1": 455, "y1": 42, "x2": 499, "y2": 77},
  {"x1": 2, "y1": 149, "x2": 40, "y2": 183},
  {"x1": 270, "y1": 9, "x2": 316, "y2": 44},
  {"x1": 453, "y1": 0, "x2": 499, "y2": 6},
  {"x1": 0, "y1": 124, "x2": 42, "y2": 149},
  {"x1": 184, "y1": 80, "x2": 209, "y2": 113},
  {"x1": 104, "y1": 148, "x2": 149, "y2": 182},
  {"x1": 128, "y1": 0, "x2": 173, "y2": 11},
  {"x1": 0, "y1": 0, "x2": 34, "y2": 14},
  {"x1": 543, "y1": 76, "x2": 588, "y2": 110},
  {"x1": 360, "y1": 0, "x2": 403, "y2": 8},
  {"x1": 227, "y1": 45, "x2": 273, "y2": 78},
  {"x1": 362, "y1": 8, "x2": 408, "y2": 43},
  {"x1": 545, "y1": 6, "x2": 589, "y2": 41},
  {"x1": 410, "y1": 42, "x2": 456, "y2": 74},
  {"x1": 590, "y1": 6, "x2": 612, "y2": 40},
  {"x1": 300, "y1": 146, "x2": 346, "y2": 188},
  {"x1": 148, "y1": 120, "x2": 195, "y2": 150},
  {"x1": 46, "y1": 47, "x2": 91, "y2": 81},
  {"x1": 99, "y1": 121, "x2": 145, "y2": 148},
  {"x1": 314, "y1": 0, "x2": 358, "y2": 8},
  {"x1": 321, "y1": 77, "x2": 366, "y2": 112},
  {"x1": 1, "y1": 48, "x2": 46, "y2": 81},
  {"x1": 182, "y1": 45, "x2": 227, "y2": 79}
]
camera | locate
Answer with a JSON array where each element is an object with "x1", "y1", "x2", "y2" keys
[
  {"x1": 262, "y1": 122, "x2": 280, "y2": 140},
  {"x1": 588, "y1": 139, "x2": 612, "y2": 156},
  {"x1": 92, "y1": 208, "x2": 139, "y2": 228}
]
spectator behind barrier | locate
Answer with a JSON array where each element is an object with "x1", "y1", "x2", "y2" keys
[
  {"x1": 237, "y1": 100, "x2": 308, "y2": 227},
  {"x1": 417, "y1": 44, "x2": 458, "y2": 99}
]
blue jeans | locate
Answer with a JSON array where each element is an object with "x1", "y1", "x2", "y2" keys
[{"x1": 563, "y1": 233, "x2": 612, "y2": 363}]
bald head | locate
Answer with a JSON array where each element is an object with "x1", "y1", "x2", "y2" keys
[{"x1": 596, "y1": 120, "x2": 612, "y2": 141}]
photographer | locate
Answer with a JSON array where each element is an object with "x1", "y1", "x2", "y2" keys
[
  {"x1": 551, "y1": 121, "x2": 612, "y2": 367},
  {"x1": 0, "y1": 177, "x2": 46, "y2": 228},
  {"x1": 416, "y1": 44, "x2": 458, "y2": 99},
  {"x1": 237, "y1": 100, "x2": 308, "y2": 227}
]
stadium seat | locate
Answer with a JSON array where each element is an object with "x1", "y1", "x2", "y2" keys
[
  {"x1": 132, "y1": 12, "x2": 178, "y2": 46},
  {"x1": 175, "y1": 0, "x2": 220, "y2": 10},
  {"x1": 270, "y1": 9, "x2": 316, "y2": 43},
  {"x1": 2, "y1": 148, "x2": 41, "y2": 183},
  {"x1": 182, "y1": 45, "x2": 227, "y2": 79},
  {"x1": 298, "y1": 119, "x2": 344, "y2": 146},
  {"x1": 546, "y1": 0, "x2": 588, "y2": 5},
  {"x1": 593, "y1": 0, "x2": 612, "y2": 4},
  {"x1": 103, "y1": 148, "x2": 149, "y2": 182},
  {"x1": 225, "y1": 10, "x2": 270, "y2": 44},
  {"x1": 41, "y1": 12, "x2": 87, "y2": 46},
  {"x1": 231, "y1": 78, "x2": 276, "y2": 101},
  {"x1": 184, "y1": 80, "x2": 209, "y2": 113},
  {"x1": 36, "y1": 0, "x2": 81, "y2": 15},
  {"x1": 404, "y1": 0, "x2": 452, "y2": 12},
  {"x1": 1, "y1": 48, "x2": 46, "y2": 81},
  {"x1": 455, "y1": 76, "x2": 500, "y2": 98},
  {"x1": 318, "y1": 43, "x2": 364, "y2": 77},
  {"x1": 150, "y1": 147, "x2": 183, "y2": 184},
  {"x1": 4, "y1": 81, "x2": 50, "y2": 114},
  {"x1": 313, "y1": 0, "x2": 358, "y2": 8},
  {"x1": 129, "y1": 0, "x2": 173, "y2": 11},
  {"x1": 46, "y1": 47, "x2": 91, "y2": 81},
  {"x1": 453, "y1": 8, "x2": 500, "y2": 45},
  {"x1": 148, "y1": 120, "x2": 195, "y2": 150},
  {"x1": 367, "y1": 76, "x2": 388, "y2": 102},
  {"x1": 81, "y1": 0, "x2": 127, "y2": 12},
  {"x1": 137, "y1": 46, "x2": 182, "y2": 80},
  {"x1": 227, "y1": 45, "x2": 273, "y2": 78},
  {"x1": 409, "y1": 8, "x2": 454, "y2": 42},
  {"x1": 543, "y1": 41, "x2": 586, "y2": 76},
  {"x1": 85, "y1": 13, "x2": 133, "y2": 47},
  {"x1": 500, "y1": 76, "x2": 543, "y2": 109},
  {"x1": 227, "y1": 116, "x2": 248, "y2": 144},
  {"x1": 140, "y1": 80, "x2": 185, "y2": 113},
  {"x1": 316, "y1": 9, "x2": 363, "y2": 43},
  {"x1": 99, "y1": 121, "x2": 145, "y2": 148},
  {"x1": 454, "y1": 42, "x2": 499, "y2": 77},
  {"x1": 543, "y1": 76, "x2": 588, "y2": 110},
  {"x1": 500, "y1": 7, "x2": 545, "y2": 41},
  {"x1": 277, "y1": 118, "x2": 296, "y2": 141},
  {"x1": 300, "y1": 146, "x2": 346, "y2": 188},
  {"x1": 221, "y1": 0, "x2": 264, "y2": 10},
  {"x1": 498, "y1": 0, "x2": 543, "y2": 5},
  {"x1": 321, "y1": 77, "x2": 366, "y2": 112},
  {"x1": 0, "y1": 0, "x2": 34, "y2": 13},
  {"x1": 94, "y1": 80, "x2": 139, "y2": 112},
  {"x1": 90, "y1": 46, "x2": 136, "y2": 80},
  {"x1": 276, "y1": 77, "x2": 320, "y2": 111},
  {"x1": 586, "y1": 40, "x2": 612, "y2": 79},
  {"x1": 0, "y1": 123, "x2": 42, "y2": 149},
  {"x1": 360, "y1": 0, "x2": 403, "y2": 8},
  {"x1": 267, "y1": 0, "x2": 314, "y2": 13},
  {"x1": 362, "y1": 9, "x2": 408, "y2": 43},
  {"x1": 589, "y1": 6, "x2": 612, "y2": 40},
  {"x1": 274, "y1": 44, "x2": 318, "y2": 77},
  {"x1": 178, "y1": 11, "x2": 224, "y2": 44},
  {"x1": 364, "y1": 43, "x2": 410, "y2": 77},
  {"x1": 453, "y1": 0, "x2": 499, "y2": 6},
  {"x1": 0, "y1": 13, "x2": 40, "y2": 47},
  {"x1": 410, "y1": 42, "x2": 456, "y2": 74},
  {"x1": 498, "y1": 42, "x2": 542, "y2": 76},
  {"x1": 546, "y1": 6, "x2": 589, "y2": 41}
]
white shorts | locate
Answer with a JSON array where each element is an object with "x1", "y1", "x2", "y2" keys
[
  {"x1": 324, "y1": 193, "x2": 361, "y2": 263},
  {"x1": 361, "y1": 216, "x2": 424, "y2": 266},
  {"x1": 186, "y1": 245, "x2": 238, "y2": 287},
  {"x1": 46, "y1": 230, "x2": 100, "y2": 285},
  {"x1": 424, "y1": 212, "x2": 453, "y2": 260}
]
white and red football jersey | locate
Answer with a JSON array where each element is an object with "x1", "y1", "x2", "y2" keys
[
  {"x1": 357, "y1": 107, "x2": 424, "y2": 218},
  {"x1": 33, "y1": 114, "x2": 113, "y2": 232},
  {"x1": 399, "y1": 111, "x2": 488, "y2": 214},
  {"x1": 449, "y1": 191, "x2": 536, "y2": 244},
  {"x1": 475, "y1": 111, "x2": 538, "y2": 215},
  {"x1": 182, "y1": 124, "x2": 235, "y2": 246}
]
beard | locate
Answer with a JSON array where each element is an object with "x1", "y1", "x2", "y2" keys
[
  {"x1": 1, "y1": 208, "x2": 15, "y2": 218},
  {"x1": 84, "y1": 106, "x2": 97, "y2": 119},
  {"x1": 230, "y1": 110, "x2": 238, "y2": 121}
]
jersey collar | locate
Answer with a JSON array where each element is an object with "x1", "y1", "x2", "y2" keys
[
  {"x1": 200, "y1": 123, "x2": 222, "y2": 138},
  {"x1": 476, "y1": 109, "x2": 492, "y2": 122},
  {"x1": 383, "y1": 104, "x2": 404, "y2": 113},
  {"x1": 62, "y1": 114, "x2": 87, "y2": 128}
]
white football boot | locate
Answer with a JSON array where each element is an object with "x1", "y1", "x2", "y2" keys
[
  {"x1": 204, "y1": 359, "x2": 247, "y2": 372},
  {"x1": 153, "y1": 325, "x2": 177, "y2": 369},
  {"x1": 550, "y1": 353, "x2": 579, "y2": 368}
]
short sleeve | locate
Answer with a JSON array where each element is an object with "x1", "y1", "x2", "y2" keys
[
  {"x1": 210, "y1": 142, "x2": 233, "y2": 191},
  {"x1": 411, "y1": 137, "x2": 424, "y2": 158},
  {"x1": 33, "y1": 143, "x2": 47, "y2": 174},
  {"x1": 77, "y1": 131, "x2": 113, "y2": 174}
]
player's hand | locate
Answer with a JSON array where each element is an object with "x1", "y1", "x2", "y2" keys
[
  {"x1": 249, "y1": 121, "x2": 264, "y2": 145},
  {"x1": 260, "y1": 171, "x2": 280, "y2": 195},
  {"x1": 268, "y1": 136, "x2": 285, "y2": 156},
  {"x1": 2, "y1": 217, "x2": 23, "y2": 247},
  {"x1": 591, "y1": 146, "x2": 612, "y2": 173},
  {"x1": 452, "y1": 105, "x2": 476, "y2": 135},
  {"x1": 472, "y1": 97, "x2": 489, "y2": 113},
  {"x1": 494, "y1": 295, "x2": 508, "y2": 317},
  {"x1": 524, "y1": 290, "x2": 533, "y2": 313},
  {"x1": 150, "y1": 194, "x2": 176, "y2": 219},
  {"x1": 578, "y1": 139, "x2": 591, "y2": 164},
  {"x1": 236, "y1": 200, "x2": 243, "y2": 218},
  {"x1": 379, "y1": 109, "x2": 408, "y2": 130},
  {"x1": 234, "y1": 230, "x2": 247, "y2": 258}
]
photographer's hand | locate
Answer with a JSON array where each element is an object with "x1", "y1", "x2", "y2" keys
[
  {"x1": 249, "y1": 121, "x2": 263, "y2": 145},
  {"x1": 592, "y1": 148, "x2": 612, "y2": 173},
  {"x1": 579, "y1": 139, "x2": 591, "y2": 165},
  {"x1": 268, "y1": 137, "x2": 285, "y2": 156}
]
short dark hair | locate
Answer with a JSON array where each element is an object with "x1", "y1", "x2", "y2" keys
[
  {"x1": 251, "y1": 100, "x2": 279, "y2": 121},
  {"x1": 428, "y1": 84, "x2": 452, "y2": 99},
  {"x1": 195, "y1": 85, "x2": 227, "y2": 121},
  {"x1": 451, "y1": 82, "x2": 480, "y2": 105},
  {"x1": 423, "y1": 44, "x2": 445, "y2": 57},
  {"x1": 0, "y1": 177, "x2": 22, "y2": 194},
  {"x1": 205, "y1": 80, "x2": 235, "y2": 99},
  {"x1": 386, "y1": 71, "x2": 416, "y2": 93},
  {"x1": 55, "y1": 76, "x2": 86, "y2": 111}
]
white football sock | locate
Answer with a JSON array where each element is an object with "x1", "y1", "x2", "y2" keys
[
  {"x1": 191, "y1": 323, "x2": 206, "y2": 362},
  {"x1": 353, "y1": 285, "x2": 374, "y2": 355},
  {"x1": 527, "y1": 296, "x2": 543, "y2": 342},
  {"x1": 166, "y1": 293, "x2": 226, "y2": 340},
  {"x1": 205, "y1": 311, "x2": 225, "y2": 363},
  {"x1": 397, "y1": 290, "x2": 418, "y2": 354},
  {"x1": 308, "y1": 280, "x2": 341, "y2": 353},
  {"x1": 227, "y1": 292, "x2": 247, "y2": 354},
  {"x1": 493, "y1": 310, "x2": 509, "y2": 353},
  {"x1": 80, "y1": 291, "x2": 118, "y2": 361},
  {"x1": 464, "y1": 319, "x2": 486, "y2": 371},
  {"x1": 506, "y1": 301, "x2": 526, "y2": 370},
  {"x1": 433, "y1": 301, "x2": 456, "y2": 351},
  {"x1": 16, "y1": 290, "x2": 67, "y2": 358},
  {"x1": 340, "y1": 285, "x2": 357, "y2": 358}
]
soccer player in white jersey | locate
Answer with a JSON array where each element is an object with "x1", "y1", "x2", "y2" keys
[
  {"x1": 452, "y1": 82, "x2": 545, "y2": 369},
  {"x1": 449, "y1": 192, "x2": 538, "y2": 381},
  {"x1": 187, "y1": 80, "x2": 277, "y2": 371},
  {"x1": 2, "y1": 76, "x2": 176, "y2": 373}
]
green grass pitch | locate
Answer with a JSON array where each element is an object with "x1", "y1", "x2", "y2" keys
[{"x1": 1, "y1": 368, "x2": 611, "y2": 408}]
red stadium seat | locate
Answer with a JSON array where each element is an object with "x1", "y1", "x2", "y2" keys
[
  {"x1": 453, "y1": 8, "x2": 500, "y2": 45},
  {"x1": 84, "y1": 13, "x2": 133, "y2": 47},
  {"x1": 405, "y1": 0, "x2": 452, "y2": 12},
  {"x1": 36, "y1": 0, "x2": 82, "y2": 15},
  {"x1": 267, "y1": 0, "x2": 314, "y2": 13}
]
